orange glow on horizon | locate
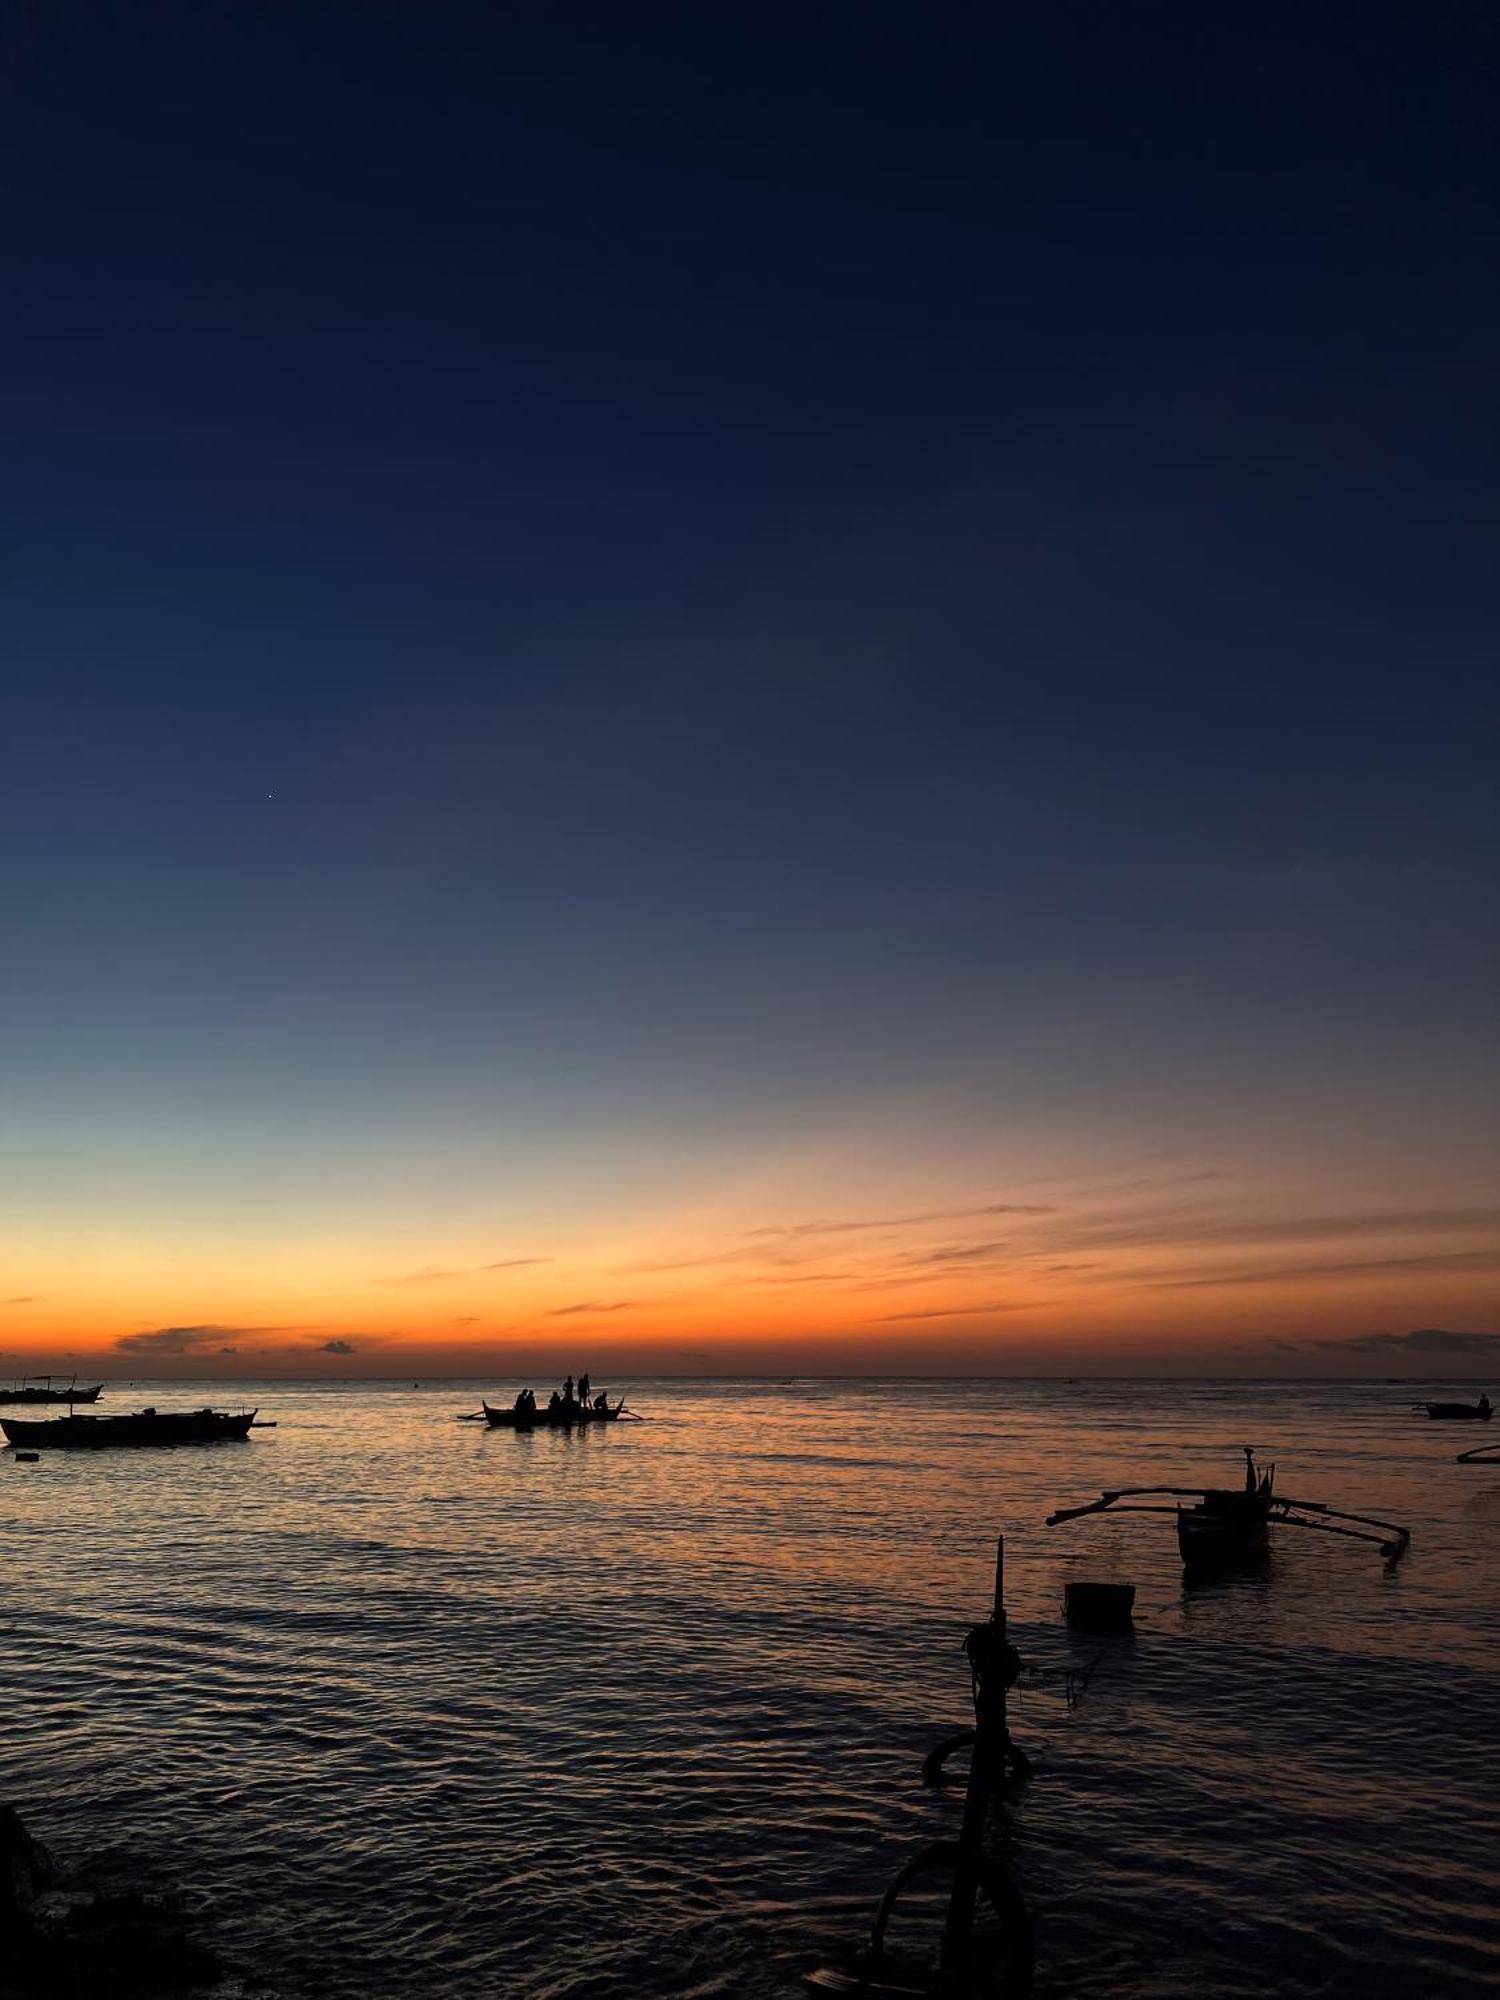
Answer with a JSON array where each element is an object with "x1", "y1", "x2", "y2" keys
[{"x1": 5, "y1": 1164, "x2": 1496, "y2": 1378}]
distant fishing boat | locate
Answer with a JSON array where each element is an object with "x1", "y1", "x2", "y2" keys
[
  {"x1": 1, "y1": 1406, "x2": 259, "y2": 1450},
  {"x1": 482, "y1": 1396, "x2": 626, "y2": 1430},
  {"x1": 1417, "y1": 1397, "x2": 1491, "y2": 1421},
  {"x1": 0, "y1": 1376, "x2": 103, "y2": 1405},
  {"x1": 1046, "y1": 1447, "x2": 1410, "y2": 1571}
]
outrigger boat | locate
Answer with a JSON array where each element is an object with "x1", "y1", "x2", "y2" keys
[
  {"x1": 1417, "y1": 1396, "x2": 1490, "y2": 1421},
  {"x1": 1046, "y1": 1448, "x2": 1410, "y2": 1571},
  {"x1": 1, "y1": 1406, "x2": 260, "y2": 1450},
  {"x1": 482, "y1": 1396, "x2": 627, "y2": 1431},
  {"x1": 0, "y1": 1376, "x2": 103, "y2": 1405}
]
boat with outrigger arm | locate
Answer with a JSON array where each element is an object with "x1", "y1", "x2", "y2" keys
[
  {"x1": 1, "y1": 1405, "x2": 271, "y2": 1450},
  {"x1": 1046, "y1": 1447, "x2": 1411, "y2": 1572}
]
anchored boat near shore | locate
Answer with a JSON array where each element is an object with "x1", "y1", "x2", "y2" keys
[
  {"x1": 2, "y1": 1406, "x2": 263, "y2": 1450},
  {"x1": 1046, "y1": 1447, "x2": 1411, "y2": 1572}
]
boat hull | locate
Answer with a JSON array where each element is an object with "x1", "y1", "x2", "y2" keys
[
  {"x1": 482, "y1": 1400, "x2": 621, "y2": 1430},
  {"x1": 1176, "y1": 1493, "x2": 1271, "y2": 1568},
  {"x1": 1423, "y1": 1402, "x2": 1490, "y2": 1420},
  {"x1": 0, "y1": 1385, "x2": 103, "y2": 1404},
  {"x1": 1, "y1": 1409, "x2": 256, "y2": 1450}
]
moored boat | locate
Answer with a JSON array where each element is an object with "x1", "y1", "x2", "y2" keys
[
  {"x1": 1418, "y1": 1397, "x2": 1491, "y2": 1421},
  {"x1": 0, "y1": 1377, "x2": 104, "y2": 1405},
  {"x1": 1047, "y1": 1447, "x2": 1410, "y2": 1571},
  {"x1": 1174, "y1": 1472, "x2": 1274, "y2": 1569},
  {"x1": 1, "y1": 1406, "x2": 258, "y2": 1450}
]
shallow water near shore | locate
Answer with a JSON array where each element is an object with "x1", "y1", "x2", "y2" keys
[{"x1": 3, "y1": 1377, "x2": 1497, "y2": 1998}]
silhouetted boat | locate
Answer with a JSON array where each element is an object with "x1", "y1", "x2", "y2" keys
[
  {"x1": 1, "y1": 1406, "x2": 258, "y2": 1450},
  {"x1": 1418, "y1": 1398, "x2": 1491, "y2": 1420},
  {"x1": 0, "y1": 1377, "x2": 103, "y2": 1405},
  {"x1": 482, "y1": 1397, "x2": 625, "y2": 1430},
  {"x1": 1173, "y1": 1474, "x2": 1274, "y2": 1567},
  {"x1": 1046, "y1": 1447, "x2": 1410, "y2": 1570}
]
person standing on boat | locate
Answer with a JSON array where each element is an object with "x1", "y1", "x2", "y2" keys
[
  {"x1": 578, "y1": 1372, "x2": 590, "y2": 1406},
  {"x1": 563, "y1": 1374, "x2": 574, "y2": 1406}
]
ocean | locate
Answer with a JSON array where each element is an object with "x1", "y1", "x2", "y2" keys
[{"x1": 3, "y1": 1377, "x2": 1497, "y2": 1998}]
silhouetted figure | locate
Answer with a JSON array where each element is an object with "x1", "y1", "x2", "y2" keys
[
  {"x1": 594, "y1": 1391, "x2": 608, "y2": 1411},
  {"x1": 578, "y1": 1372, "x2": 590, "y2": 1404},
  {"x1": 548, "y1": 1390, "x2": 561, "y2": 1414},
  {"x1": 563, "y1": 1374, "x2": 574, "y2": 1404},
  {"x1": 513, "y1": 1390, "x2": 529, "y2": 1413},
  {"x1": 1480, "y1": 1394, "x2": 1492, "y2": 1418}
]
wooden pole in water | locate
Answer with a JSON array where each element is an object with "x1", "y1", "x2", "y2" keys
[{"x1": 940, "y1": 1535, "x2": 1007, "y2": 1973}]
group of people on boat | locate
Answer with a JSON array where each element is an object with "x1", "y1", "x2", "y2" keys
[{"x1": 512, "y1": 1372, "x2": 611, "y2": 1418}]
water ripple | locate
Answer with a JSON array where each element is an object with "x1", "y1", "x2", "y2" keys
[{"x1": 1, "y1": 1377, "x2": 1495, "y2": 1997}]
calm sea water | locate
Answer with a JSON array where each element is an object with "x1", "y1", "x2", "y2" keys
[{"x1": 3, "y1": 1377, "x2": 1497, "y2": 1998}]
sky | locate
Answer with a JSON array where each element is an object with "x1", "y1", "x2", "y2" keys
[{"x1": 1, "y1": 4, "x2": 1496, "y2": 1379}]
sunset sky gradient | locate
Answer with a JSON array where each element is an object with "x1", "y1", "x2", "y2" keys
[{"x1": 1, "y1": 7, "x2": 1496, "y2": 1377}]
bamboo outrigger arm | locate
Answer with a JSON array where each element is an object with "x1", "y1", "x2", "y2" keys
[
  {"x1": 1271, "y1": 1511, "x2": 1410, "y2": 1565},
  {"x1": 1045, "y1": 1485, "x2": 1224, "y2": 1525},
  {"x1": 1270, "y1": 1496, "x2": 1412, "y2": 1564},
  {"x1": 1045, "y1": 1486, "x2": 1411, "y2": 1566},
  {"x1": 1457, "y1": 1442, "x2": 1500, "y2": 1464}
]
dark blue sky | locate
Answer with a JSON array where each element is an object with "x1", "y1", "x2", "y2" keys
[{"x1": 2, "y1": 5, "x2": 1496, "y2": 1366}]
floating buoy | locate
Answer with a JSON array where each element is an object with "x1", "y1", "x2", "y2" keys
[
  {"x1": 1064, "y1": 1581, "x2": 1135, "y2": 1632},
  {"x1": 15, "y1": 1452, "x2": 39, "y2": 1464}
]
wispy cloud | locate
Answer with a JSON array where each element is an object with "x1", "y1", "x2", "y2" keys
[
  {"x1": 318, "y1": 1339, "x2": 356, "y2": 1355},
  {"x1": 745, "y1": 1203, "x2": 1055, "y2": 1241},
  {"x1": 116, "y1": 1324, "x2": 291, "y2": 1355},
  {"x1": 625, "y1": 1245, "x2": 801, "y2": 1274},
  {"x1": 1151, "y1": 1249, "x2": 1500, "y2": 1290},
  {"x1": 546, "y1": 1300, "x2": 636, "y2": 1317},
  {"x1": 4, "y1": 1296, "x2": 39, "y2": 1306},
  {"x1": 873, "y1": 1300, "x2": 1035, "y2": 1322},
  {"x1": 892, "y1": 1238, "x2": 1014, "y2": 1268},
  {"x1": 1307, "y1": 1327, "x2": 1500, "y2": 1356},
  {"x1": 737, "y1": 1271, "x2": 859, "y2": 1287},
  {"x1": 374, "y1": 1257, "x2": 551, "y2": 1286}
]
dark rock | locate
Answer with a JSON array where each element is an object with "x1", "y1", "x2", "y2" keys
[
  {"x1": 0, "y1": 1802, "x2": 54, "y2": 1914},
  {"x1": 0, "y1": 1804, "x2": 224, "y2": 1993}
]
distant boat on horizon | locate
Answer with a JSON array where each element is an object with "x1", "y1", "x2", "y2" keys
[{"x1": 0, "y1": 1376, "x2": 103, "y2": 1405}]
